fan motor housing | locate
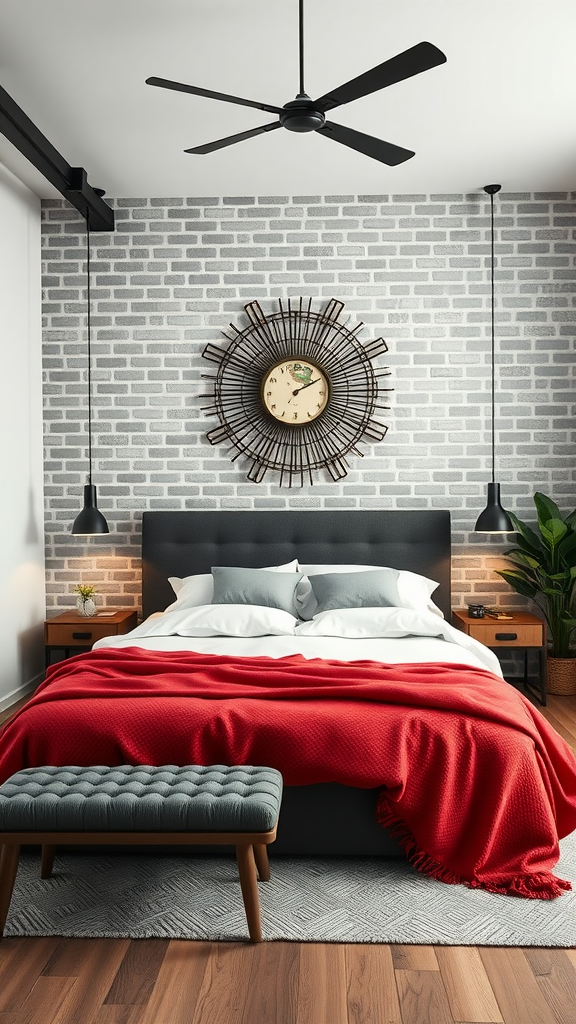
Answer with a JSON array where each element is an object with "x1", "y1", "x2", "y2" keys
[{"x1": 281, "y1": 95, "x2": 326, "y2": 133}]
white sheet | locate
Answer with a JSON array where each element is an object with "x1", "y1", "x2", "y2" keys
[{"x1": 93, "y1": 608, "x2": 503, "y2": 676}]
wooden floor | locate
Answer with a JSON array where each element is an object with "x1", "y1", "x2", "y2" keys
[{"x1": 0, "y1": 692, "x2": 576, "y2": 1024}]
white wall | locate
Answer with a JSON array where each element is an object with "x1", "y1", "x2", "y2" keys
[{"x1": 0, "y1": 162, "x2": 45, "y2": 708}]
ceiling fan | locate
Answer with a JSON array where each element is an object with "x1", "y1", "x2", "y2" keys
[{"x1": 146, "y1": 0, "x2": 446, "y2": 166}]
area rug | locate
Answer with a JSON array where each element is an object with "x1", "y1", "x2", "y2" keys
[{"x1": 5, "y1": 833, "x2": 576, "y2": 946}]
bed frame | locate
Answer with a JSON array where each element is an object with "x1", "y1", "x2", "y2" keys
[{"x1": 141, "y1": 509, "x2": 451, "y2": 855}]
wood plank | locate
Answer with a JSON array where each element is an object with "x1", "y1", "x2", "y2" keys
[
  {"x1": 103, "y1": 938, "x2": 168, "y2": 1007},
  {"x1": 92, "y1": 1005, "x2": 147, "y2": 1024},
  {"x1": 136, "y1": 940, "x2": 211, "y2": 1024},
  {"x1": 42, "y1": 937, "x2": 100, "y2": 977},
  {"x1": 564, "y1": 948, "x2": 576, "y2": 971},
  {"x1": 479, "y1": 948, "x2": 559, "y2": 1024},
  {"x1": 296, "y1": 944, "x2": 348, "y2": 1024},
  {"x1": 191, "y1": 942, "x2": 257, "y2": 1024},
  {"x1": 524, "y1": 949, "x2": 576, "y2": 1024},
  {"x1": 395, "y1": 969, "x2": 454, "y2": 1024},
  {"x1": 0, "y1": 938, "x2": 23, "y2": 980},
  {"x1": 391, "y1": 945, "x2": 439, "y2": 971},
  {"x1": 345, "y1": 944, "x2": 402, "y2": 1024},
  {"x1": 7, "y1": 976, "x2": 76, "y2": 1024},
  {"x1": 0, "y1": 937, "x2": 60, "y2": 1013},
  {"x1": 543, "y1": 698, "x2": 576, "y2": 739},
  {"x1": 240, "y1": 941, "x2": 299, "y2": 1024},
  {"x1": 50, "y1": 939, "x2": 129, "y2": 1024},
  {"x1": 435, "y1": 946, "x2": 503, "y2": 1023}
]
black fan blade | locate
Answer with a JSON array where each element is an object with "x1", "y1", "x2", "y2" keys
[
  {"x1": 146, "y1": 77, "x2": 284, "y2": 116},
  {"x1": 185, "y1": 121, "x2": 282, "y2": 155},
  {"x1": 317, "y1": 121, "x2": 414, "y2": 166},
  {"x1": 315, "y1": 42, "x2": 446, "y2": 112}
]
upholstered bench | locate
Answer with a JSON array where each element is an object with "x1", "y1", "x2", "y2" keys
[{"x1": 0, "y1": 764, "x2": 283, "y2": 943}]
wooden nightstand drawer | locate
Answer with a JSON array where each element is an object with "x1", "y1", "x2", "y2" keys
[
  {"x1": 45, "y1": 621, "x2": 129, "y2": 646},
  {"x1": 45, "y1": 609, "x2": 138, "y2": 667},
  {"x1": 465, "y1": 622, "x2": 544, "y2": 648}
]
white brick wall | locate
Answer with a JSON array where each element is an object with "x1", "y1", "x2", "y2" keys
[{"x1": 41, "y1": 192, "x2": 576, "y2": 616}]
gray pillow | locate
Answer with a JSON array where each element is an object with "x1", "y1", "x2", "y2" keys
[
  {"x1": 211, "y1": 566, "x2": 302, "y2": 615},
  {"x1": 308, "y1": 568, "x2": 401, "y2": 614}
]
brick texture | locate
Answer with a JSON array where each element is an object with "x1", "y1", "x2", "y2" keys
[{"x1": 41, "y1": 193, "x2": 576, "y2": 618}]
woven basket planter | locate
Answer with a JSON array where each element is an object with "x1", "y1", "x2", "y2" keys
[{"x1": 547, "y1": 657, "x2": 576, "y2": 696}]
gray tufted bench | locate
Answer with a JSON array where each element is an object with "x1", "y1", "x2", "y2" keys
[{"x1": 0, "y1": 764, "x2": 283, "y2": 943}]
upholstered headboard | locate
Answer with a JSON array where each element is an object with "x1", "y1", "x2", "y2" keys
[{"x1": 141, "y1": 509, "x2": 451, "y2": 619}]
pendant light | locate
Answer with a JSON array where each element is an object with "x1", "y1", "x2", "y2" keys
[
  {"x1": 474, "y1": 184, "x2": 513, "y2": 534},
  {"x1": 72, "y1": 215, "x2": 109, "y2": 535}
]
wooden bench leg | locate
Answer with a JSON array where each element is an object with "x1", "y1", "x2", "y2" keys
[
  {"x1": 235, "y1": 843, "x2": 262, "y2": 943},
  {"x1": 0, "y1": 844, "x2": 21, "y2": 938},
  {"x1": 41, "y1": 845, "x2": 56, "y2": 879},
  {"x1": 252, "y1": 843, "x2": 270, "y2": 881}
]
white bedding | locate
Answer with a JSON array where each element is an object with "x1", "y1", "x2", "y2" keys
[{"x1": 93, "y1": 606, "x2": 503, "y2": 676}]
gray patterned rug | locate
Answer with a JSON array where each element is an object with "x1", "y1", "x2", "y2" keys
[{"x1": 5, "y1": 833, "x2": 576, "y2": 945}]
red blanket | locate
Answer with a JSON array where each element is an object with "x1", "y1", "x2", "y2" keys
[{"x1": 1, "y1": 647, "x2": 576, "y2": 899}]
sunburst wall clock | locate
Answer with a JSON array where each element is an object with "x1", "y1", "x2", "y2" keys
[{"x1": 201, "y1": 298, "x2": 392, "y2": 486}]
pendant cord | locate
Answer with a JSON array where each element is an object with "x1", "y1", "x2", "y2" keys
[
  {"x1": 490, "y1": 189, "x2": 496, "y2": 483},
  {"x1": 299, "y1": 0, "x2": 305, "y2": 94},
  {"x1": 86, "y1": 217, "x2": 93, "y2": 485}
]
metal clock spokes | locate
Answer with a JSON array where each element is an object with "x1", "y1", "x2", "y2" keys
[{"x1": 201, "y1": 297, "x2": 392, "y2": 487}]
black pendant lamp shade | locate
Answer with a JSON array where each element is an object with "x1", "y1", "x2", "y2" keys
[
  {"x1": 474, "y1": 185, "x2": 513, "y2": 535},
  {"x1": 475, "y1": 482, "x2": 513, "y2": 533},
  {"x1": 72, "y1": 484, "x2": 109, "y2": 535},
  {"x1": 72, "y1": 218, "x2": 109, "y2": 535}
]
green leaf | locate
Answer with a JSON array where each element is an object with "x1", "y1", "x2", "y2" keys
[
  {"x1": 538, "y1": 517, "x2": 567, "y2": 548},
  {"x1": 504, "y1": 550, "x2": 540, "y2": 570},
  {"x1": 558, "y1": 531, "x2": 576, "y2": 566},
  {"x1": 534, "y1": 491, "x2": 562, "y2": 526},
  {"x1": 513, "y1": 533, "x2": 544, "y2": 559},
  {"x1": 559, "y1": 614, "x2": 576, "y2": 628},
  {"x1": 495, "y1": 569, "x2": 539, "y2": 599},
  {"x1": 540, "y1": 586, "x2": 572, "y2": 600},
  {"x1": 507, "y1": 512, "x2": 545, "y2": 556}
]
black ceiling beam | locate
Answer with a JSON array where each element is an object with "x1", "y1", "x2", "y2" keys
[{"x1": 0, "y1": 83, "x2": 114, "y2": 232}]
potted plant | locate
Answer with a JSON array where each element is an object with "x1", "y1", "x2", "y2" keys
[
  {"x1": 75, "y1": 584, "x2": 97, "y2": 617},
  {"x1": 495, "y1": 492, "x2": 576, "y2": 694}
]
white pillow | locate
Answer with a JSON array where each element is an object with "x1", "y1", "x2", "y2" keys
[
  {"x1": 296, "y1": 563, "x2": 442, "y2": 620},
  {"x1": 166, "y1": 559, "x2": 299, "y2": 612},
  {"x1": 397, "y1": 570, "x2": 443, "y2": 618},
  {"x1": 295, "y1": 606, "x2": 445, "y2": 639},
  {"x1": 167, "y1": 604, "x2": 298, "y2": 637},
  {"x1": 166, "y1": 573, "x2": 213, "y2": 609}
]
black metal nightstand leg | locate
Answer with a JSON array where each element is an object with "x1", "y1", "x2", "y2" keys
[
  {"x1": 539, "y1": 646, "x2": 547, "y2": 706},
  {"x1": 523, "y1": 648, "x2": 547, "y2": 707}
]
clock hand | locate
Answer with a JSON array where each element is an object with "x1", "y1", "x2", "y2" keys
[{"x1": 290, "y1": 378, "x2": 321, "y2": 397}]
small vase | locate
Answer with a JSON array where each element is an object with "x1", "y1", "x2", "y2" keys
[{"x1": 76, "y1": 596, "x2": 96, "y2": 617}]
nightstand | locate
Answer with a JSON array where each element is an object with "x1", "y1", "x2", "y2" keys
[
  {"x1": 45, "y1": 609, "x2": 138, "y2": 668},
  {"x1": 452, "y1": 609, "x2": 547, "y2": 706}
]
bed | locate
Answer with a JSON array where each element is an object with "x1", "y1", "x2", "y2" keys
[{"x1": 2, "y1": 509, "x2": 576, "y2": 898}]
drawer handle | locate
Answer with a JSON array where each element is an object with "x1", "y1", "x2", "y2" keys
[
  {"x1": 495, "y1": 632, "x2": 517, "y2": 642},
  {"x1": 72, "y1": 632, "x2": 92, "y2": 640}
]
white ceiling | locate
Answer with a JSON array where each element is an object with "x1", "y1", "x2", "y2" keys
[{"x1": 1, "y1": 0, "x2": 575, "y2": 200}]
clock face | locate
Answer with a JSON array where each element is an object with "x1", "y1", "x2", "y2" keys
[{"x1": 262, "y1": 359, "x2": 329, "y2": 423}]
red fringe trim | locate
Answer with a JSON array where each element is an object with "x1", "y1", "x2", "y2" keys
[{"x1": 376, "y1": 794, "x2": 572, "y2": 900}]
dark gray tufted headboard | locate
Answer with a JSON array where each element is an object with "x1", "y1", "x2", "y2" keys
[{"x1": 141, "y1": 509, "x2": 451, "y2": 619}]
